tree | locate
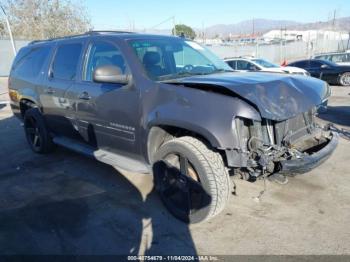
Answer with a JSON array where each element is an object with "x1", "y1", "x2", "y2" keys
[
  {"x1": 2, "y1": 0, "x2": 92, "y2": 39},
  {"x1": 172, "y1": 24, "x2": 196, "y2": 40}
]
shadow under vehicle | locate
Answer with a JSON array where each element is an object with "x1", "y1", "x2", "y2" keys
[{"x1": 8, "y1": 31, "x2": 338, "y2": 223}]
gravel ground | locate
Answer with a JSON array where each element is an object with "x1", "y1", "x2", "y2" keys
[{"x1": 0, "y1": 78, "x2": 349, "y2": 257}]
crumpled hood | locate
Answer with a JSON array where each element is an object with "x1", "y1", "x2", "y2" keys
[{"x1": 170, "y1": 72, "x2": 330, "y2": 121}]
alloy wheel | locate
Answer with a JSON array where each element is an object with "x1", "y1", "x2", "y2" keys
[
  {"x1": 340, "y1": 72, "x2": 350, "y2": 86},
  {"x1": 25, "y1": 116, "x2": 42, "y2": 151},
  {"x1": 156, "y1": 153, "x2": 208, "y2": 220}
]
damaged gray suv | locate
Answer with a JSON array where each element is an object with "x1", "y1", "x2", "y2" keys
[{"x1": 9, "y1": 31, "x2": 338, "y2": 223}]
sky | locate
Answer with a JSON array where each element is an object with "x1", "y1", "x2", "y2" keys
[{"x1": 85, "y1": 0, "x2": 350, "y2": 30}]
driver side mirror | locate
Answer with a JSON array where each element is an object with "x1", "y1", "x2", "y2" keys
[{"x1": 93, "y1": 65, "x2": 130, "y2": 85}]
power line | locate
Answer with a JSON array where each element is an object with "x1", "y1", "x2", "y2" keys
[{"x1": 149, "y1": 16, "x2": 175, "y2": 34}]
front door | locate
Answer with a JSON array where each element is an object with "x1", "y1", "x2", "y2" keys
[{"x1": 66, "y1": 40, "x2": 140, "y2": 156}]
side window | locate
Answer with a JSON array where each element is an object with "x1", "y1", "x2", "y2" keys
[
  {"x1": 132, "y1": 44, "x2": 168, "y2": 78},
  {"x1": 247, "y1": 62, "x2": 258, "y2": 71},
  {"x1": 331, "y1": 54, "x2": 347, "y2": 63},
  {"x1": 12, "y1": 46, "x2": 51, "y2": 79},
  {"x1": 52, "y1": 43, "x2": 82, "y2": 80},
  {"x1": 84, "y1": 41, "x2": 127, "y2": 81},
  {"x1": 227, "y1": 61, "x2": 236, "y2": 69},
  {"x1": 236, "y1": 60, "x2": 250, "y2": 70},
  {"x1": 236, "y1": 60, "x2": 257, "y2": 70}
]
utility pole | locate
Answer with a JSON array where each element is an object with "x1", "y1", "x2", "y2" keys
[
  {"x1": 0, "y1": 5, "x2": 16, "y2": 56},
  {"x1": 202, "y1": 21, "x2": 205, "y2": 43},
  {"x1": 173, "y1": 16, "x2": 176, "y2": 36}
]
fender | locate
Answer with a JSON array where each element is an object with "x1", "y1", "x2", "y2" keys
[{"x1": 142, "y1": 83, "x2": 261, "y2": 159}]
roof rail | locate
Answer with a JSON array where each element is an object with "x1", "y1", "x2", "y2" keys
[
  {"x1": 28, "y1": 30, "x2": 136, "y2": 45},
  {"x1": 28, "y1": 33, "x2": 88, "y2": 45},
  {"x1": 86, "y1": 30, "x2": 136, "y2": 35}
]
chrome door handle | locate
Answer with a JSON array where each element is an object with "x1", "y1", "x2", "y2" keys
[
  {"x1": 44, "y1": 87, "x2": 55, "y2": 94},
  {"x1": 78, "y1": 91, "x2": 91, "y2": 100}
]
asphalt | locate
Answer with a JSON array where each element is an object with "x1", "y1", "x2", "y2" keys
[{"x1": 0, "y1": 78, "x2": 349, "y2": 256}]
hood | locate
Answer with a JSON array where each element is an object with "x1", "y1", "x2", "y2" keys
[{"x1": 166, "y1": 72, "x2": 329, "y2": 121}]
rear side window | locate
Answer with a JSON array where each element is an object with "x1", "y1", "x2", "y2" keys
[
  {"x1": 12, "y1": 46, "x2": 51, "y2": 79},
  {"x1": 52, "y1": 43, "x2": 82, "y2": 80},
  {"x1": 236, "y1": 60, "x2": 257, "y2": 70},
  {"x1": 227, "y1": 60, "x2": 237, "y2": 69}
]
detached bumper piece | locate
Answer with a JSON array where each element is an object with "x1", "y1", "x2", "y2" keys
[{"x1": 279, "y1": 132, "x2": 338, "y2": 175}]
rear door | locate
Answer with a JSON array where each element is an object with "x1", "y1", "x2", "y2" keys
[
  {"x1": 40, "y1": 41, "x2": 85, "y2": 138},
  {"x1": 66, "y1": 40, "x2": 140, "y2": 156}
]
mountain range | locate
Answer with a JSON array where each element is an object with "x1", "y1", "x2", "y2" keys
[
  {"x1": 205, "y1": 17, "x2": 350, "y2": 37},
  {"x1": 145, "y1": 17, "x2": 350, "y2": 38}
]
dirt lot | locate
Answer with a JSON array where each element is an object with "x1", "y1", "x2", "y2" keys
[{"x1": 0, "y1": 78, "x2": 349, "y2": 256}]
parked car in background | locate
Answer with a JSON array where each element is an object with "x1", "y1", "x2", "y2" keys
[
  {"x1": 313, "y1": 51, "x2": 350, "y2": 66},
  {"x1": 225, "y1": 57, "x2": 310, "y2": 76},
  {"x1": 288, "y1": 59, "x2": 350, "y2": 86},
  {"x1": 8, "y1": 32, "x2": 337, "y2": 223}
]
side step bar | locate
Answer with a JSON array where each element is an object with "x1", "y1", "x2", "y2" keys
[{"x1": 53, "y1": 136, "x2": 151, "y2": 174}]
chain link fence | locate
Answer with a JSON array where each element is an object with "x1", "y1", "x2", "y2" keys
[
  {"x1": 207, "y1": 39, "x2": 349, "y2": 63},
  {"x1": 0, "y1": 37, "x2": 348, "y2": 76}
]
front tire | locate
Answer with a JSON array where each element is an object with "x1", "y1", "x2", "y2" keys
[
  {"x1": 24, "y1": 108, "x2": 55, "y2": 154},
  {"x1": 339, "y1": 72, "x2": 350, "y2": 86},
  {"x1": 153, "y1": 136, "x2": 231, "y2": 223}
]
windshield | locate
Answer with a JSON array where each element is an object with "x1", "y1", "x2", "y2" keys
[
  {"x1": 129, "y1": 38, "x2": 233, "y2": 81},
  {"x1": 252, "y1": 59, "x2": 279, "y2": 68}
]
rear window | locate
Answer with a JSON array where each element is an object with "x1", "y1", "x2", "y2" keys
[
  {"x1": 52, "y1": 43, "x2": 82, "y2": 80},
  {"x1": 12, "y1": 46, "x2": 51, "y2": 79}
]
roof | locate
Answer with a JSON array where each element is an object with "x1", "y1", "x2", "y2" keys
[{"x1": 28, "y1": 31, "x2": 181, "y2": 46}]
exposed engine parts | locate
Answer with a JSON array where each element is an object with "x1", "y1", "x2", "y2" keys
[{"x1": 232, "y1": 110, "x2": 335, "y2": 180}]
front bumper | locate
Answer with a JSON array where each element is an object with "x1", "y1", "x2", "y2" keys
[{"x1": 278, "y1": 132, "x2": 338, "y2": 175}]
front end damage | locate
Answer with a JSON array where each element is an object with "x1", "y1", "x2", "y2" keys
[
  {"x1": 168, "y1": 72, "x2": 337, "y2": 179},
  {"x1": 226, "y1": 108, "x2": 338, "y2": 179}
]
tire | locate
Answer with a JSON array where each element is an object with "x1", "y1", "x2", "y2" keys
[
  {"x1": 24, "y1": 108, "x2": 55, "y2": 154},
  {"x1": 339, "y1": 72, "x2": 350, "y2": 86},
  {"x1": 153, "y1": 136, "x2": 231, "y2": 223}
]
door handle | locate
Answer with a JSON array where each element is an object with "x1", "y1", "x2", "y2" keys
[
  {"x1": 78, "y1": 91, "x2": 91, "y2": 101},
  {"x1": 44, "y1": 87, "x2": 55, "y2": 94}
]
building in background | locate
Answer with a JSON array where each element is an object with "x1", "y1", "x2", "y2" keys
[{"x1": 263, "y1": 29, "x2": 349, "y2": 42}]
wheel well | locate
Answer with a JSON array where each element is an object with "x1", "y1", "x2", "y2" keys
[
  {"x1": 147, "y1": 125, "x2": 220, "y2": 164},
  {"x1": 19, "y1": 99, "x2": 36, "y2": 117}
]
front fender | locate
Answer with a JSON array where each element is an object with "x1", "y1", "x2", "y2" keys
[{"x1": 143, "y1": 83, "x2": 261, "y2": 150}]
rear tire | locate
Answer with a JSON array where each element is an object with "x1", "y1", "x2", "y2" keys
[
  {"x1": 24, "y1": 108, "x2": 55, "y2": 154},
  {"x1": 339, "y1": 72, "x2": 350, "y2": 86},
  {"x1": 153, "y1": 136, "x2": 231, "y2": 223}
]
